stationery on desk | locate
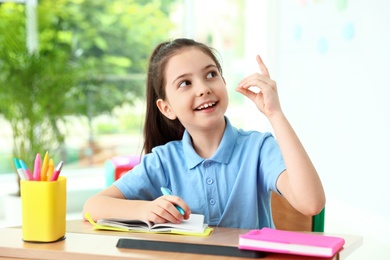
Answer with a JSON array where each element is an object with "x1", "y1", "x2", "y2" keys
[
  {"x1": 46, "y1": 158, "x2": 55, "y2": 181},
  {"x1": 50, "y1": 161, "x2": 64, "y2": 181},
  {"x1": 33, "y1": 153, "x2": 41, "y2": 180},
  {"x1": 14, "y1": 158, "x2": 32, "y2": 181},
  {"x1": 14, "y1": 151, "x2": 63, "y2": 182},
  {"x1": 86, "y1": 212, "x2": 213, "y2": 237},
  {"x1": 238, "y1": 227, "x2": 345, "y2": 258},
  {"x1": 40, "y1": 151, "x2": 49, "y2": 181}
]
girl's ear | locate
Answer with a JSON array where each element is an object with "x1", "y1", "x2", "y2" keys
[{"x1": 156, "y1": 99, "x2": 177, "y2": 120}]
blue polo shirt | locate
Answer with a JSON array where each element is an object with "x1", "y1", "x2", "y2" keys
[{"x1": 114, "y1": 117, "x2": 286, "y2": 229}]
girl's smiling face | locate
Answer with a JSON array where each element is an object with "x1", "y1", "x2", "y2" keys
[{"x1": 156, "y1": 47, "x2": 228, "y2": 132}]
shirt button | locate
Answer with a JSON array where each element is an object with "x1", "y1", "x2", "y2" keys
[
  {"x1": 206, "y1": 178, "x2": 213, "y2": 185},
  {"x1": 209, "y1": 199, "x2": 215, "y2": 205},
  {"x1": 204, "y1": 162, "x2": 211, "y2": 168}
]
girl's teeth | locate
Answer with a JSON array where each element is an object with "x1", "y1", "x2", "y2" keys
[{"x1": 197, "y1": 102, "x2": 215, "y2": 110}]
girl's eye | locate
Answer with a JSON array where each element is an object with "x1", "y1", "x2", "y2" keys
[
  {"x1": 206, "y1": 71, "x2": 217, "y2": 79},
  {"x1": 179, "y1": 80, "x2": 191, "y2": 88}
]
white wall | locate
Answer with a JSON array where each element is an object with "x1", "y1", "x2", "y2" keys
[{"x1": 244, "y1": 0, "x2": 390, "y2": 259}]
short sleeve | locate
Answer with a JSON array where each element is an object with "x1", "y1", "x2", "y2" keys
[
  {"x1": 259, "y1": 135, "x2": 286, "y2": 194},
  {"x1": 113, "y1": 152, "x2": 167, "y2": 200}
]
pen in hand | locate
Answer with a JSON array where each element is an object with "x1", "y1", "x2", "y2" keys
[{"x1": 160, "y1": 187, "x2": 185, "y2": 215}]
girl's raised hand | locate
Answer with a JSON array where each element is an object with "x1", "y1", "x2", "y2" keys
[{"x1": 236, "y1": 55, "x2": 282, "y2": 118}]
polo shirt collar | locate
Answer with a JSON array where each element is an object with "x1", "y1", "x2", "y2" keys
[{"x1": 183, "y1": 117, "x2": 236, "y2": 169}]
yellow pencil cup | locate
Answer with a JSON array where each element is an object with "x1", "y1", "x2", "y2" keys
[{"x1": 21, "y1": 176, "x2": 67, "y2": 242}]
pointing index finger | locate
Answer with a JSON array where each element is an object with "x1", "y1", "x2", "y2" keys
[{"x1": 256, "y1": 55, "x2": 270, "y2": 78}]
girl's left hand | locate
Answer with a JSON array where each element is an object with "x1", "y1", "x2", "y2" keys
[{"x1": 236, "y1": 55, "x2": 282, "y2": 118}]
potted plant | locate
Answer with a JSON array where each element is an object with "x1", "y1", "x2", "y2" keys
[
  {"x1": 0, "y1": 52, "x2": 78, "y2": 179},
  {"x1": 0, "y1": 2, "x2": 80, "y2": 196},
  {"x1": 0, "y1": 0, "x2": 173, "y2": 220}
]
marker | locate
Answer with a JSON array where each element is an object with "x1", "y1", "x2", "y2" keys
[
  {"x1": 50, "y1": 161, "x2": 63, "y2": 181},
  {"x1": 33, "y1": 153, "x2": 41, "y2": 181},
  {"x1": 14, "y1": 158, "x2": 27, "y2": 180},
  {"x1": 40, "y1": 151, "x2": 49, "y2": 181},
  {"x1": 160, "y1": 187, "x2": 185, "y2": 215},
  {"x1": 46, "y1": 159, "x2": 55, "y2": 181},
  {"x1": 19, "y1": 159, "x2": 34, "y2": 181}
]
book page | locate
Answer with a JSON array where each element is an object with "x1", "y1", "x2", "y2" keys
[
  {"x1": 96, "y1": 214, "x2": 206, "y2": 233},
  {"x1": 151, "y1": 214, "x2": 206, "y2": 233},
  {"x1": 97, "y1": 219, "x2": 152, "y2": 231}
]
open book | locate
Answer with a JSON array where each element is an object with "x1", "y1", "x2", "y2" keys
[{"x1": 86, "y1": 213, "x2": 213, "y2": 237}]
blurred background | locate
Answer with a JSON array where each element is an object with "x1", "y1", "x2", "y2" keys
[{"x1": 1, "y1": 0, "x2": 389, "y2": 259}]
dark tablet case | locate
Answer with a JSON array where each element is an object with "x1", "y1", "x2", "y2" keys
[{"x1": 116, "y1": 238, "x2": 265, "y2": 258}]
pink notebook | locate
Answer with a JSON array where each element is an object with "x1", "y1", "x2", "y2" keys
[{"x1": 238, "y1": 228, "x2": 345, "y2": 258}]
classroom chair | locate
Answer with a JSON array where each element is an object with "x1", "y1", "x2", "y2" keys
[
  {"x1": 104, "y1": 155, "x2": 141, "y2": 187},
  {"x1": 271, "y1": 191, "x2": 325, "y2": 232}
]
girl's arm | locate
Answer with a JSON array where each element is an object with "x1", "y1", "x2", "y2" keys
[
  {"x1": 268, "y1": 112, "x2": 325, "y2": 215},
  {"x1": 82, "y1": 185, "x2": 190, "y2": 223},
  {"x1": 236, "y1": 55, "x2": 325, "y2": 216}
]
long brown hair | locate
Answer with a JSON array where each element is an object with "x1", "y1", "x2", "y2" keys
[{"x1": 142, "y1": 38, "x2": 223, "y2": 154}]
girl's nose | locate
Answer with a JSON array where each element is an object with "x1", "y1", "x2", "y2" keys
[{"x1": 197, "y1": 84, "x2": 212, "y2": 97}]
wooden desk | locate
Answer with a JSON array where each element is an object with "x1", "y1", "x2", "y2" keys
[{"x1": 0, "y1": 220, "x2": 362, "y2": 260}]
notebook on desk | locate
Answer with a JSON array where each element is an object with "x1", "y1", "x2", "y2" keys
[
  {"x1": 238, "y1": 228, "x2": 345, "y2": 258},
  {"x1": 86, "y1": 212, "x2": 213, "y2": 237}
]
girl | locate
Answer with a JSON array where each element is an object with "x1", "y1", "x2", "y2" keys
[{"x1": 83, "y1": 38, "x2": 325, "y2": 229}]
